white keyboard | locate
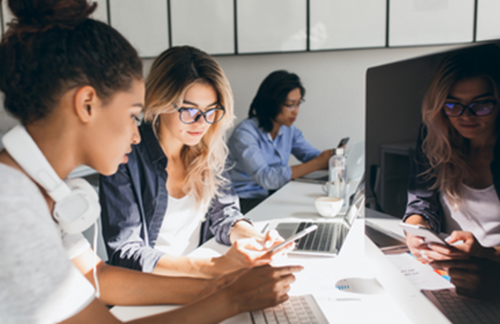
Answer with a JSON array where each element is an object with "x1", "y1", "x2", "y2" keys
[{"x1": 250, "y1": 295, "x2": 328, "y2": 324}]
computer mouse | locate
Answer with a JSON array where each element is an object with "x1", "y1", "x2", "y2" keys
[{"x1": 335, "y1": 277, "x2": 384, "y2": 295}]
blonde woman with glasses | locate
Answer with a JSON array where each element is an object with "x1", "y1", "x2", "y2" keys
[
  {"x1": 99, "y1": 46, "x2": 288, "y2": 278},
  {"x1": 403, "y1": 47, "x2": 500, "y2": 289}
]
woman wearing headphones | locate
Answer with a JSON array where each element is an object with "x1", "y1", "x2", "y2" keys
[
  {"x1": 403, "y1": 47, "x2": 500, "y2": 269},
  {"x1": 227, "y1": 71, "x2": 333, "y2": 214},
  {"x1": 99, "y1": 46, "x2": 288, "y2": 278},
  {"x1": 0, "y1": 1, "x2": 300, "y2": 322}
]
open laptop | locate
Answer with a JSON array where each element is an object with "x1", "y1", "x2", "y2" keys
[{"x1": 264, "y1": 179, "x2": 365, "y2": 257}]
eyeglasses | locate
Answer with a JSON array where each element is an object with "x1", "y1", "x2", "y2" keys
[
  {"x1": 442, "y1": 100, "x2": 497, "y2": 117},
  {"x1": 173, "y1": 104, "x2": 225, "y2": 124},
  {"x1": 282, "y1": 99, "x2": 305, "y2": 111}
]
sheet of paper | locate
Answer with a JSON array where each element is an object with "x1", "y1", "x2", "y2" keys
[{"x1": 386, "y1": 253, "x2": 454, "y2": 290}]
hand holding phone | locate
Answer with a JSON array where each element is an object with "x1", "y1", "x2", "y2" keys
[
  {"x1": 399, "y1": 223, "x2": 449, "y2": 246},
  {"x1": 337, "y1": 137, "x2": 350, "y2": 149},
  {"x1": 266, "y1": 225, "x2": 318, "y2": 255}
]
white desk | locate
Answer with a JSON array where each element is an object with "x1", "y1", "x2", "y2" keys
[{"x1": 111, "y1": 181, "x2": 450, "y2": 323}]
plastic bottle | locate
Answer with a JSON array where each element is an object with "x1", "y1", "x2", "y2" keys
[{"x1": 328, "y1": 148, "x2": 347, "y2": 207}]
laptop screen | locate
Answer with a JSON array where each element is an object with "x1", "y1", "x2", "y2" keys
[{"x1": 344, "y1": 176, "x2": 365, "y2": 226}]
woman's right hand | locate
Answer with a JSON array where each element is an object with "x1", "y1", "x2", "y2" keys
[
  {"x1": 222, "y1": 264, "x2": 303, "y2": 313},
  {"x1": 314, "y1": 149, "x2": 334, "y2": 170},
  {"x1": 406, "y1": 233, "x2": 431, "y2": 259},
  {"x1": 403, "y1": 215, "x2": 432, "y2": 259}
]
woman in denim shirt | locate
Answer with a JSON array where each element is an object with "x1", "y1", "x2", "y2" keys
[
  {"x1": 402, "y1": 47, "x2": 500, "y2": 270},
  {"x1": 100, "y1": 47, "x2": 285, "y2": 278},
  {"x1": 227, "y1": 71, "x2": 333, "y2": 213}
]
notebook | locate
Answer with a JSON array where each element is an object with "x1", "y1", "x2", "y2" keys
[{"x1": 264, "y1": 179, "x2": 365, "y2": 257}]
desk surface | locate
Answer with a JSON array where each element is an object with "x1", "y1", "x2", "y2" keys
[{"x1": 111, "y1": 181, "x2": 450, "y2": 324}]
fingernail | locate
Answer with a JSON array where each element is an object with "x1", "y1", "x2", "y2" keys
[
  {"x1": 418, "y1": 239, "x2": 425, "y2": 245},
  {"x1": 420, "y1": 250, "x2": 429, "y2": 260},
  {"x1": 445, "y1": 236, "x2": 452, "y2": 243}
]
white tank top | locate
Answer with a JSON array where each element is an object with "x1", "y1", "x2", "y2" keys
[
  {"x1": 440, "y1": 184, "x2": 500, "y2": 247},
  {"x1": 154, "y1": 194, "x2": 208, "y2": 256}
]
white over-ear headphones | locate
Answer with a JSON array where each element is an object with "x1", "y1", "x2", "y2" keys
[{"x1": 2, "y1": 125, "x2": 100, "y2": 234}]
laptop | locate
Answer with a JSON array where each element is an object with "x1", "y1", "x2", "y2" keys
[
  {"x1": 293, "y1": 170, "x2": 329, "y2": 184},
  {"x1": 263, "y1": 179, "x2": 365, "y2": 257}
]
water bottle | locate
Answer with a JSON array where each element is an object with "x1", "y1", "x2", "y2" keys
[{"x1": 328, "y1": 148, "x2": 347, "y2": 207}]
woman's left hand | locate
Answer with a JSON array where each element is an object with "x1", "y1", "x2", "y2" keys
[{"x1": 423, "y1": 230, "x2": 483, "y2": 261}]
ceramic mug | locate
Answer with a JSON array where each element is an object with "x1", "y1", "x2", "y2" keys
[{"x1": 315, "y1": 196, "x2": 344, "y2": 217}]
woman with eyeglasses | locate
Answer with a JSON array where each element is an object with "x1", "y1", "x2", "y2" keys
[
  {"x1": 227, "y1": 70, "x2": 333, "y2": 214},
  {"x1": 99, "y1": 46, "x2": 289, "y2": 278},
  {"x1": 403, "y1": 47, "x2": 500, "y2": 268}
]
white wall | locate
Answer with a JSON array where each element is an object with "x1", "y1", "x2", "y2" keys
[{"x1": 1, "y1": 45, "x2": 460, "y2": 159}]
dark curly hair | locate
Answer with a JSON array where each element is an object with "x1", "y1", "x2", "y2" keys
[
  {"x1": 248, "y1": 70, "x2": 305, "y2": 133},
  {"x1": 0, "y1": 0, "x2": 143, "y2": 124}
]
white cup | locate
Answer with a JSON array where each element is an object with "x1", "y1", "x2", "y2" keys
[{"x1": 315, "y1": 196, "x2": 344, "y2": 217}]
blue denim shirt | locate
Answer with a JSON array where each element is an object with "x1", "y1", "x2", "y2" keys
[
  {"x1": 99, "y1": 122, "x2": 248, "y2": 273},
  {"x1": 227, "y1": 118, "x2": 321, "y2": 199}
]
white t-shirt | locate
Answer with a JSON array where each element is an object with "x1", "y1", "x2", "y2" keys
[
  {"x1": 154, "y1": 194, "x2": 208, "y2": 256},
  {"x1": 441, "y1": 184, "x2": 500, "y2": 247},
  {"x1": 0, "y1": 164, "x2": 95, "y2": 324}
]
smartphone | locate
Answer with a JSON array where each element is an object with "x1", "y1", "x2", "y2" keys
[
  {"x1": 266, "y1": 224, "x2": 318, "y2": 254},
  {"x1": 337, "y1": 137, "x2": 350, "y2": 148},
  {"x1": 399, "y1": 223, "x2": 449, "y2": 246}
]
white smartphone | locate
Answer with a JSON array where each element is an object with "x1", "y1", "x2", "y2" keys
[
  {"x1": 399, "y1": 223, "x2": 449, "y2": 246},
  {"x1": 266, "y1": 224, "x2": 318, "y2": 254}
]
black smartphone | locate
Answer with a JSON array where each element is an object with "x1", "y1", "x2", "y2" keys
[{"x1": 337, "y1": 137, "x2": 350, "y2": 148}]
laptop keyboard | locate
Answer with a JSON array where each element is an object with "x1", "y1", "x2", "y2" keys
[
  {"x1": 294, "y1": 222, "x2": 347, "y2": 253},
  {"x1": 423, "y1": 289, "x2": 500, "y2": 324},
  {"x1": 250, "y1": 295, "x2": 328, "y2": 324}
]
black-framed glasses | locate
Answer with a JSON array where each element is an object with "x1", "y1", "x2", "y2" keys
[
  {"x1": 173, "y1": 104, "x2": 225, "y2": 124},
  {"x1": 443, "y1": 100, "x2": 497, "y2": 117},
  {"x1": 282, "y1": 99, "x2": 305, "y2": 111}
]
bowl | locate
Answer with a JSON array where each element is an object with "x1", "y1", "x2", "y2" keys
[{"x1": 315, "y1": 196, "x2": 344, "y2": 217}]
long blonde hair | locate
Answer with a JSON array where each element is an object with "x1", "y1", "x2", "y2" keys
[
  {"x1": 421, "y1": 47, "x2": 500, "y2": 206},
  {"x1": 145, "y1": 46, "x2": 234, "y2": 206}
]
